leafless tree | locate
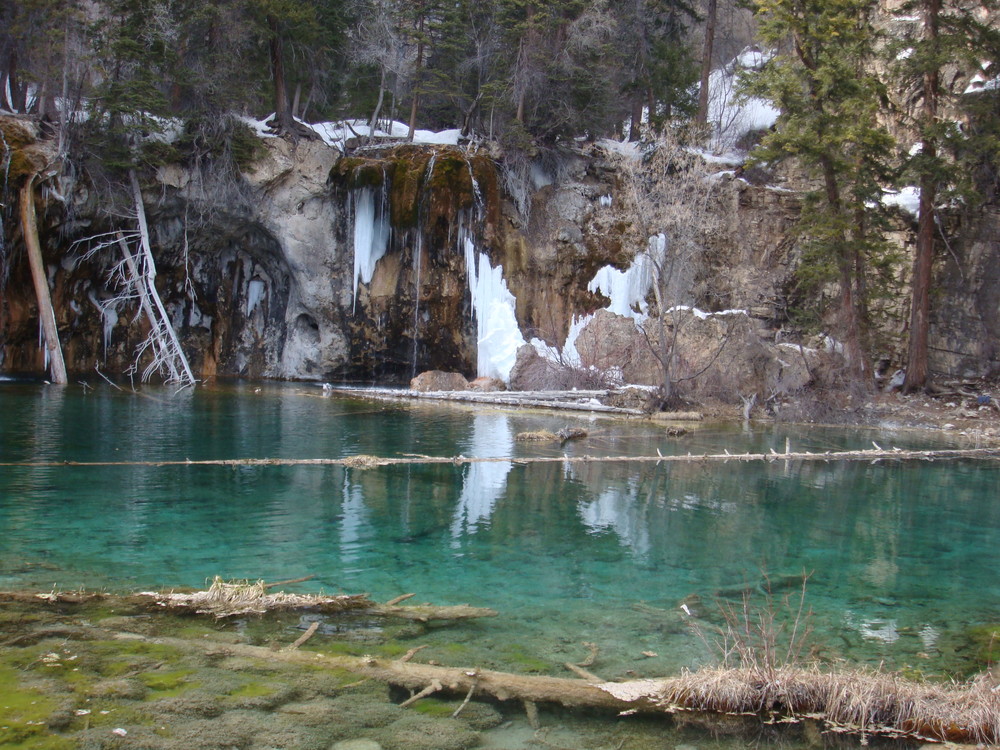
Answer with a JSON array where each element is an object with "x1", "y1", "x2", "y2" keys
[{"x1": 607, "y1": 133, "x2": 738, "y2": 402}]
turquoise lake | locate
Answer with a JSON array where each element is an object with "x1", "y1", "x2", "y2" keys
[
  {"x1": 2, "y1": 381, "x2": 998, "y2": 680},
  {"x1": 1, "y1": 380, "x2": 998, "y2": 698}
]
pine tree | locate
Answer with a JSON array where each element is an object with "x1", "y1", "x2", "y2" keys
[
  {"x1": 890, "y1": 1, "x2": 1000, "y2": 392},
  {"x1": 743, "y1": 0, "x2": 896, "y2": 384}
]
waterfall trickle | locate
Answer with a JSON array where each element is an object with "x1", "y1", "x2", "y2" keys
[{"x1": 410, "y1": 232, "x2": 423, "y2": 380}]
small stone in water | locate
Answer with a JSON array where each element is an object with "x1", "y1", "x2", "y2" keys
[{"x1": 331, "y1": 740, "x2": 383, "y2": 750}]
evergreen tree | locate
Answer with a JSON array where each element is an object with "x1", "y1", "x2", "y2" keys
[
  {"x1": 889, "y1": 1, "x2": 1000, "y2": 392},
  {"x1": 743, "y1": 0, "x2": 895, "y2": 383},
  {"x1": 615, "y1": 0, "x2": 698, "y2": 139}
]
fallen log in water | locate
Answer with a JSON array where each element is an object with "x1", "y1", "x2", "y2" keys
[
  {"x1": 2, "y1": 446, "x2": 998, "y2": 469},
  {"x1": 113, "y1": 633, "x2": 999, "y2": 746},
  {"x1": 0, "y1": 579, "x2": 497, "y2": 622}
]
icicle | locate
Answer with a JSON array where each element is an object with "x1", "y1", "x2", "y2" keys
[
  {"x1": 586, "y1": 234, "x2": 665, "y2": 320},
  {"x1": 87, "y1": 289, "x2": 119, "y2": 361},
  {"x1": 351, "y1": 187, "x2": 390, "y2": 313},
  {"x1": 246, "y1": 278, "x2": 266, "y2": 317}
]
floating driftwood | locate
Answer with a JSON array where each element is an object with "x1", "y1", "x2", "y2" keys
[
  {"x1": 4, "y1": 578, "x2": 497, "y2": 622},
  {"x1": 107, "y1": 632, "x2": 999, "y2": 746},
  {"x1": 3, "y1": 446, "x2": 999, "y2": 470}
]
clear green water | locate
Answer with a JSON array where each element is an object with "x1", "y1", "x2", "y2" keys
[{"x1": 1, "y1": 381, "x2": 998, "y2": 746}]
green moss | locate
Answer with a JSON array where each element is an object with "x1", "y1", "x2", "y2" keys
[
  {"x1": 309, "y1": 637, "x2": 408, "y2": 660},
  {"x1": 85, "y1": 640, "x2": 185, "y2": 678},
  {"x1": 498, "y1": 644, "x2": 550, "y2": 674},
  {"x1": 967, "y1": 624, "x2": 1000, "y2": 664},
  {"x1": 138, "y1": 668, "x2": 200, "y2": 697},
  {"x1": 410, "y1": 698, "x2": 457, "y2": 718},
  {"x1": 225, "y1": 681, "x2": 277, "y2": 699},
  {"x1": 0, "y1": 664, "x2": 72, "y2": 749},
  {"x1": 332, "y1": 157, "x2": 387, "y2": 189},
  {"x1": 390, "y1": 149, "x2": 433, "y2": 227}
]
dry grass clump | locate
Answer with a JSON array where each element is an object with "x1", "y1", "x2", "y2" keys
[
  {"x1": 653, "y1": 577, "x2": 1000, "y2": 744},
  {"x1": 650, "y1": 665, "x2": 1000, "y2": 744},
  {"x1": 515, "y1": 430, "x2": 558, "y2": 442},
  {"x1": 153, "y1": 576, "x2": 368, "y2": 618},
  {"x1": 343, "y1": 454, "x2": 386, "y2": 469}
]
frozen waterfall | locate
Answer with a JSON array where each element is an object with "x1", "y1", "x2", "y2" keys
[
  {"x1": 463, "y1": 237, "x2": 526, "y2": 382},
  {"x1": 351, "y1": 188, "x2": 391, "y2": 312}
]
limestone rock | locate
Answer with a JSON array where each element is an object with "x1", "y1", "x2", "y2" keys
[
  {"x1": 467, "y1": 376, "x2": 506, "y2": 392},
  {"x1": 575, "y1": 309, "x2": 662, "y2": 386},
  {"x1": 409, "y1": 370, "x2": 469, "y2": 392}
]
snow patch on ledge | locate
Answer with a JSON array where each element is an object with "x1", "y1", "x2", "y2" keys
[
  {"x1": 664, "y1": 305, "x2": 749, "y2": 320},
  {"x1": 240, "y1": 116, "x2": 462, "y2": 151}
]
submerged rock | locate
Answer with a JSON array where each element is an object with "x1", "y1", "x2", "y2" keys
[
  {"x1": 331, "y1": 740, "x2": 383, "y2": 750},
  {"x1": 372, "y1": 713, "x2": 479, "y2": 750}
]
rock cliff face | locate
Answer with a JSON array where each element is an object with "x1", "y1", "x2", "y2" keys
[{"x1": 2, "y1": 122, "x2": 996, "y2": 394}]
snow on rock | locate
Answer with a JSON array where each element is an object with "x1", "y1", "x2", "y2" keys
[
  {"x1": 881, "y1": 186, "x2": 920, "y2": 218},
  {"x1": 351, "y1": 187, "x2": 391, "y2": 311},
  {"x1": 664, "y1": 305, "x2": 749, "y2": 320},
  {"x1": 464, "y1": 238, "x2": 527, "y2": 382},
  {"x1": 964, "y1": 69, "x2": 1000, "y2": 95},
  {"x1": 242, "y1": 116, "x2": 462, "y2": 151},
  {"x1": 703, "y1": 46, "x2": 779, "y2": 154},
  {"x1": 587, "y1": 233, "x2": 666, "y2": 320}
]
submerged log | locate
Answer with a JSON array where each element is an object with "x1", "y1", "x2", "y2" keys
[{"x1": 0, "y1": 583, "x2": 496, "y2": 622}]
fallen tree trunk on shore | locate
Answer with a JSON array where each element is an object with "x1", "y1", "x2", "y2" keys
[{"x1": 116, "y1": 632, "x2": 999, "y2": 746}]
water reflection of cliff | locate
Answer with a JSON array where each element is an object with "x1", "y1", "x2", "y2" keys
[{"x1": 451, "y1": 413, "x2": 513, "y2": 540}]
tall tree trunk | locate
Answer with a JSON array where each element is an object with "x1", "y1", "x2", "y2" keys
[
  {"x1": 268, "y1": 15, "x2": 294, "y2": 133},
  {"x1": 407, "y1": 15, "x2": 426, "y2": 142},
  {"x1": 821, "y1": 156, "x2": 868, "y2": 383},
  {"x1": 368, "y1": 67, "x2": 387, "y2": 143},
  {"x1": 695, "y1": 0, "x2": 719, "y2": 130},
  {"x1": 629, "y1": 96, "x2": 643, "y2": 141},
  {"x1": 903, "y1": 0, "x2": 940, "y2": 393},
  {"x1": 514, "y1": 4, "x2": 536, "y2": 125},
  {"x1": 19, "y1": 175, "x2": 68, "y2": 384},
  {"x1": 8, "y1": 51, "x2": 28, "y2": 113}
]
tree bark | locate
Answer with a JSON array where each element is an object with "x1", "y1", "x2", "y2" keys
[
  {"x1": 820, "y1": 155, "x2": 868, "y2": 383},
  {"x1": 903, "y1": 0, "x2": 940, "y2": 393},
  {"x1": 267, "y1": 15, "x2": 294, "y2": 133},
  {"x1": 19, "y1": 174, "x2": 68, "y2": 384},
  {"x1": 695, "y1": 0, "x2": 719, "y2": 129},
  {"x1": 407, "y1": 14, "x2": 426, "y2": 142},
  {"x1": 128, "y1": 170, "x2": 195, "y2": 385}
]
